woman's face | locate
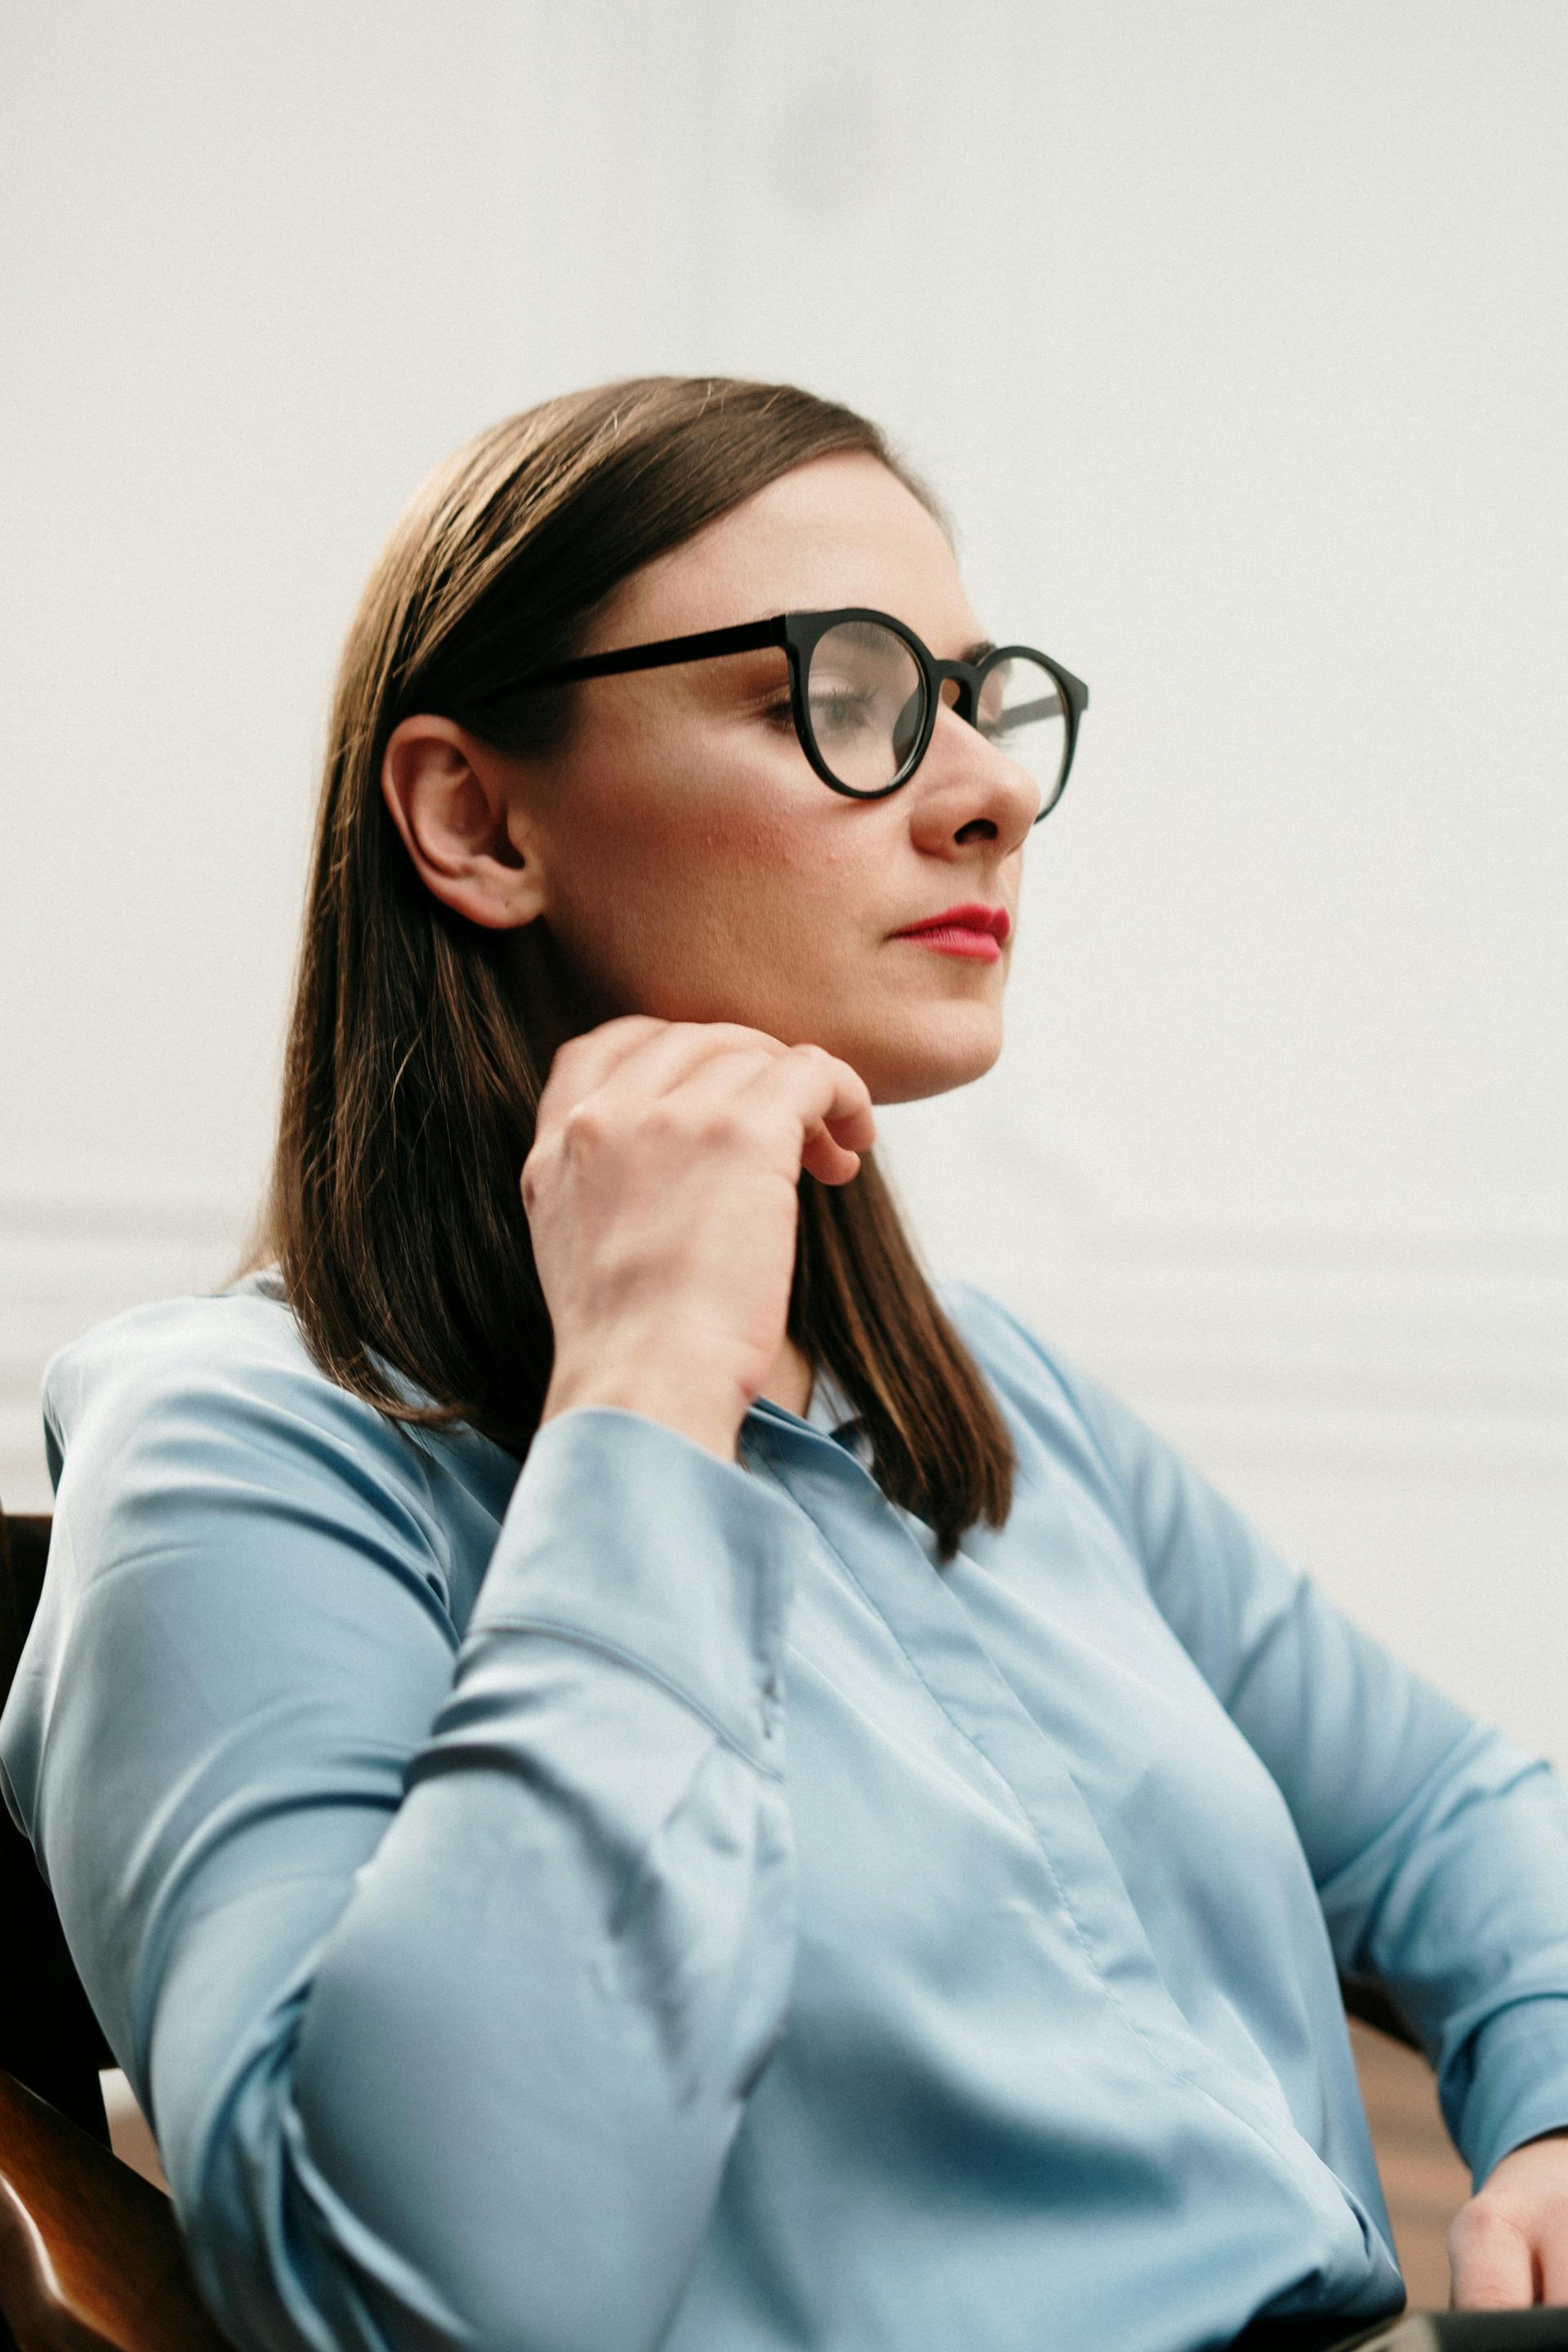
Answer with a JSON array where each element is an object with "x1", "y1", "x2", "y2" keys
[{"x1": 390, "y1": 451, "x2": 1045, "y2": 1107}]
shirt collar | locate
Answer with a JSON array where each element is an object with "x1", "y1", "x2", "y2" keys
[
  {"x1": 740, "y1": 1363, "x2": 871, "y2": 1472},
  {"x1": 804, "y1": 1361, "x2": 868, "y2": 1458}
]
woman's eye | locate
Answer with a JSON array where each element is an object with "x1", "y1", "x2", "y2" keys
[{"x1": 808, "y1": 689, "x2": 876, "y2": 733}]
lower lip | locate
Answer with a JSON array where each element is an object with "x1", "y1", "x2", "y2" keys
[{"x1": 893, "y1": 927, "x2": 1002, "y2": 961}]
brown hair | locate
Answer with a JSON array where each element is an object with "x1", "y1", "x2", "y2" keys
[{"x1": 231, "y1": 373, "x2": 1018, "y2": 1564}]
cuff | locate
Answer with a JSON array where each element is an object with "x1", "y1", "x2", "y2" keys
[
  {"x1": 1455, "y1": 1995, "x2": 1568, "y2": 2189},
  {"x1": 467, "y1": 1405, "x2": 804, "y2": 1771}
]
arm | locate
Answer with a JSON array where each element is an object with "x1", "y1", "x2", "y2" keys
[
  {"x1": 0, "y1": 1315, "x2": 804, "y2": 2352},
  {"x1": 958, "y1": 1288, "x2": 1568, "y2": 2197}
]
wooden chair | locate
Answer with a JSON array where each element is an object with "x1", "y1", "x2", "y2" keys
[
  {"x1": 0, "y1": 1503, "x2": 232, "y2": 2350},
  {"x1": 2, "y1": 1496, "x2": 1565, "y2": 2352}
]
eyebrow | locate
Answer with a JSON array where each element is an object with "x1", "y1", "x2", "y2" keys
[{"x1": 961, "y1": 638, "x2": 997, "y2": 665}]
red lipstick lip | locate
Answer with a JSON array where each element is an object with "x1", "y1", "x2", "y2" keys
[{"x1": 892, "y1": 901, "x2": 1011, "y2": 944}]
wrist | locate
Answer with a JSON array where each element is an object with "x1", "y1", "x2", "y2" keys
[{"x1": 541, "y1": 1349, "x2": 742, "y2": 1464}]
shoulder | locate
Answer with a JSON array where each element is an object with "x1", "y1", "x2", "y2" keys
[
  {"x1": 44, "y1": 1266, "x2": 410, "y2": 1440},
  {"x1": 38, "y1": 1269, "x2": 449, "y2": 1585},
  {"x1": 934, "y1": 1276, "x2": 1168, "y2": 1526},
  {"x1": 935, "y1": 1276, "x2": 1124, "y2": 1439},
  {"x1": 935, "y1": 1275, "x2": 1076, "y2": 1387}
]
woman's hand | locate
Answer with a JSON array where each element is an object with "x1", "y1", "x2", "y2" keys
[
  {"x1": 523, "y1": 1014, "x2": 877, "y2": 1459},
  {"x1": 1447, "y1": 2129, "x2": 1568, "y2": 2309}
]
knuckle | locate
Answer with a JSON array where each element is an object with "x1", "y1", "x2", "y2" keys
[
  {"x1": 789, "y1": 1039, "x2": 859, "y2": 1094},
  {"x1": 1450, "y1": 2201, "x2": 1521, "y2": 2252},
  {"x1": 561, "y1": 1098, "x2": 612, "y2": 1150},
  {"x1": 724, "y1": 1047, "x2": 779, "y2": 1089},
  {"x1": 707, "y1": 1021, "x2": 781, "y2": 1049},
  {"x1": 545, "y1": 1035, "x2": 590, "y2": 1085},
  {"x1": 549, "y1": 1015, "x2": 660, "y2": 1080},
  {"x1": 706, "y1": 1099, "x2": 776, "y2": 1154},
  {"x1": 519, "y1": 1139, "x2": 555, "y2": 1211},
  {"x1": 638, "y1": 1096, "x2": 686, "y2": 1143}
]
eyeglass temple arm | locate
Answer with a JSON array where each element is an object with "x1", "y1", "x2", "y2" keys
[
  {"x1": 518, "y1": 616, "x2": 790, "y2": 689},
  {"x1": 962, "y1": 663, "x2": 1089, "y2": 726},
  {"x1": 987, "y1": 684, "x2": 1089, "y2": 728}
]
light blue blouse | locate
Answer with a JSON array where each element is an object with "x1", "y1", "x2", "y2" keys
[{"x1": 5, "y1": 1266, "x2": 1568, "y2": 2352}]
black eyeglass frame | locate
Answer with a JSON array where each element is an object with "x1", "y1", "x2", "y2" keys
[{"x1": 497, "y1": 608, "x2": 1089, "y2": 822}]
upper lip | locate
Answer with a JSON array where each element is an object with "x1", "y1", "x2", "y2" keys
[{"x1": 893, "y1": 901, "x2": 1011, "y2": 943}]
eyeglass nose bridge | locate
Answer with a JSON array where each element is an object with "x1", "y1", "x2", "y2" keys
[
  {"x1": 889, "y1": 662, "x2": 982, "y2": 789},
  {"x1": 782, "y1": 609, "x2": 1086, "y2": 819},
  {"x1": 927, "y1": 657, "x2": 983, "y2": 729},
  {"x1": 918, "y1": 654, "x2": 1061, "y2": 830}
]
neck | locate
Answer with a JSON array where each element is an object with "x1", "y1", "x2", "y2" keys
[{"x1": 760, "y1": 1335, "x2": 814, "y2": 1419}]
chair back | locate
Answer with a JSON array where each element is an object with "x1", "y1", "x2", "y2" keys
[{"x1": 0, "y1": 1502, "x2": 114, "y2": 2144}]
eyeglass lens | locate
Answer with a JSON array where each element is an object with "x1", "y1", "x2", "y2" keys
[
  {"x1": 806, "y1": 621, "x2": 1067, "y2": 817},
  {"x1": 975, "y1": 655, "x2": 1069, "y2": 819},
  {"x1": 806, "y1": 621, "x2": 925, "y2": 793}
]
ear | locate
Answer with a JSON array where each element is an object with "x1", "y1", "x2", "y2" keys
[{"x1": 380, "y1": 715, "x2": 547, "y2": 931}]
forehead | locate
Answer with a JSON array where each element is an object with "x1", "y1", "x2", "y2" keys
[{"x1": 590, "y1": 450, "x2": 979, "y2": 653}]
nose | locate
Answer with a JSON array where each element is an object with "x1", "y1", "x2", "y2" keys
[{"x1": 911, "y1": 696, "x2": 1044, "y2": 849}]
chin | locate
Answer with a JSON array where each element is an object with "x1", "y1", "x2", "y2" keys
[{"x1": 858, "y1": 1012, "x2": 1004, "y2": 1106}]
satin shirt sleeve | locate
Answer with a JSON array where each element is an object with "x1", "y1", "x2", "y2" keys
[
  {"x1": 8, "y1": 1276, "x2": 1568, "y2": 2352},
  {"x1": 0, "y1": 1301, "x2": 804, "y2": 2352},
  {"x1": 970, "y1": 1288, "x2": 1568, "y2": 2193}
]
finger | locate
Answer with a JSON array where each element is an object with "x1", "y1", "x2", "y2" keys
[
  {"x1": 557, "y1": 1022, "x2": 864, "y2": 1153},
  {"x1": 1540, "y1": 2213, "x2": 1568, "y2": 2307},
  {"x1": 657, "y1": 1043, "x2": 858, "y2": 1186},
  {"x1": 1448, "y1": 2203, "x2": 1537, "y2": 2310},
  {"x1": 536, "y1": 1015, "x2": 670, "y2": 1122},
  {"x1": 541, "y1": 1022, "x2": 787, "y2": 1134},
  {"x1": 595, "y1": 1021, "x2": 793, "y2": 1104},
  {"x1": 729, "y1": 1043, "x2": 878, "y2": 1183},
  {"x1": 538, "y1": 1019, "x2": 875, "y2": 1183},
  {"x1": 779, "y1": 1042, "x2": 879, "y2": 1156}
]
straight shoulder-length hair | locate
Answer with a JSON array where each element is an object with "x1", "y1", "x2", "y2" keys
[{"x1": 231, "y1": 373, "x2": 1019, "y2": 1566}]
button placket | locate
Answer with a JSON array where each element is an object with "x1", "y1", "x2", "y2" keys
[{"x1": 739, "y1": 1405, "x2": 1393, "y2": 2249}]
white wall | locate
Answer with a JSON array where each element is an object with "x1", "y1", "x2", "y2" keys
[{"x1": 3, "y1": 2, "x2": 1565, "y2": 1757}]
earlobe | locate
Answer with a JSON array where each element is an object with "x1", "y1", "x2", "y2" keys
[{"x1": 380, "y1": 715, "x2": 543, "y2": 931}]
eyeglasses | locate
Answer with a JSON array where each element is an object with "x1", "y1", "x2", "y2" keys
[{"x1": 496, "y1": 608, "x2": 1089, "y2": 824}]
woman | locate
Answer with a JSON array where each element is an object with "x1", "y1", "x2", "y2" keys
[{"x1": 4, "y1": 374, "x2": 1568, "y2": 2352}]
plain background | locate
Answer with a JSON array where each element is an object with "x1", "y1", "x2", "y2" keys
[{"x1": 2, "y1": 2, "x2": 1565, "y2": 1774}]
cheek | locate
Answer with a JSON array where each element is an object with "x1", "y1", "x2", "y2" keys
[
  {"x1": 572, "y1": 715, "x2": 833, "y2": 920},
  {"x1": 543, "y1": 702, "x2": 880, "y2": 1012}
]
